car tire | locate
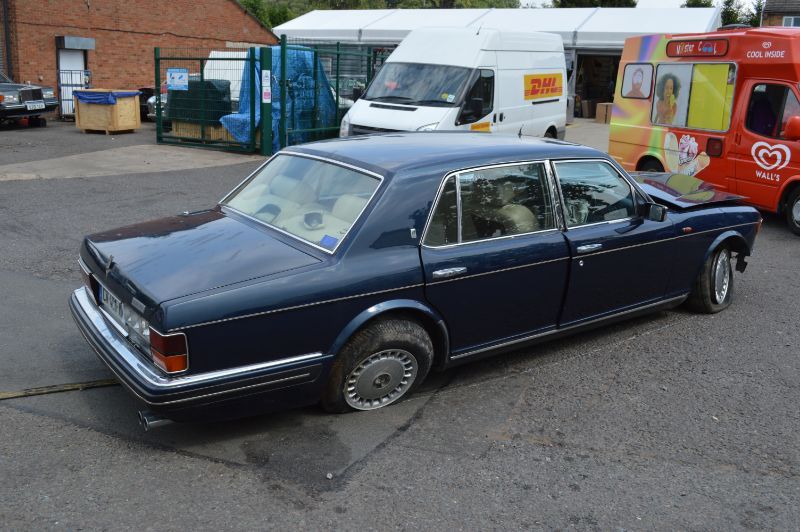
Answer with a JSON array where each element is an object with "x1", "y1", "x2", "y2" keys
[
  {"x1": 639, "y1": 158, "x2": 664, "y2": 172},
  {"x1": 785, "y1": 187, "x2": 800, "y2": 236},
  {"x1": 321, "y1": 319, "x2": 433, "y2": 413},
  {"x1": 686, "y1": 246, "x2": 733, "y2": 314}
]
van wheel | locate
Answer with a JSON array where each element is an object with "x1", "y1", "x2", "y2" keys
[
  {"x1": 785, "y1": 187, "x2": 800, "y2": 236},
  {"x1": 639, "y1": 158, "x2": 664, "y2": 172},
  {"x1": 322, "y1": 319, "x2": 433, "y2": 413},
  {"x1": 544, "y1": 128, "x2": 557, "y2": 139},
  {"x1": 686, "y1": 246, "x2": 733, "y2": 314}
]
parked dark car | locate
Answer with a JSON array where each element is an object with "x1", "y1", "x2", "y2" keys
[
  {"x1": 69, "y1": 133, "x2": 761, "y2": 428},
  {"x1": 0, "y1": 71, "x2": 58, "y2": 126}
]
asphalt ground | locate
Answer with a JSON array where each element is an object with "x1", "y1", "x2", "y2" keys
[{"x1": 0, "y1": 121, "x2": 797, "y2": 529}]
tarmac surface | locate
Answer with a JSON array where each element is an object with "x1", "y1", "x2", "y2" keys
[{"x1": 0, "y1": 120, "x2": 797, "y2": 529}]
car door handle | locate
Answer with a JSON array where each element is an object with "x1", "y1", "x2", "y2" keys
[
  {"x1": 432, "y1": 267, "x2": 467, "y2": 280},
  {"x1": 576, "y1": 243, "x2": 603, "y2": 254}
]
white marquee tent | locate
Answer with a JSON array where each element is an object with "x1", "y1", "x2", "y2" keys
[
  {"x1": 274, "y1": 7, "x2": 723, "y2": 51},
  {"x1": 275, "y1": 7, "x2": 723, "y2": 116}
]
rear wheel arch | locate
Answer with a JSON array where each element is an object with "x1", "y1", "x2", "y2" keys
[
  {"x1": 329, "y1": 301, "x2": 450, "y2": 370},
  {"x1": 544, "y1": 126, "x2": 558, "y2": 139}
]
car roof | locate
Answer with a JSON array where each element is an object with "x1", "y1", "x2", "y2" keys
[{"x1": 284, "y1": 132, "x2": 606, "y2": 178}]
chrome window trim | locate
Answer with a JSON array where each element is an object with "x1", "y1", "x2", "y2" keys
[
  {"x1": 551, "y1": 158, "x2": 639, "y2": 230},
  {"x1": 219, "y1": 151, "x2": 385, "y2": 255},
  {"x1": 421, "y1": 159, "x2": 560, "y2": 248}
]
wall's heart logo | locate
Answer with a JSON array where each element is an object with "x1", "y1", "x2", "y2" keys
[{"x1": 751, "y1": 141, "x2": 791, "y2": 171}]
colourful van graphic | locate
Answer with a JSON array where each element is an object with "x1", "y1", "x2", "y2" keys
[{"x1": 608, "y1": 27, "x2": 800, "y2": 234}]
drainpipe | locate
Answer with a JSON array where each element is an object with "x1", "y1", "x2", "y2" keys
[{"x1": 2, "y1": 0, "x2": 12, "y2": 77}]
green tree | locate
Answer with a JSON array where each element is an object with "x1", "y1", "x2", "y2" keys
[
  {"x1": 552, "y1": 0, "x2": 636, "y2": 6},
  {"x1": 744, "y1": 0, "x2": 763, "y2": 26},
  {"x1": 682, "y1": 0, "x2": 713, "y2": 6},
  {"x1": 720, "y1": 0, "x2": 743, "y2": 25}
]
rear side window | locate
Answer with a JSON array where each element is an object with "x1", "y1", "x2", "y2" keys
[
  {"x1": 554, "y1": 161, "x2": 635, "y2": 227},
  {"x1": 424, "y1": 162, "x2": 555, "y2": 246},
  {"x1": 746, "y1": 83, "x2": 800, "y2": 139}
]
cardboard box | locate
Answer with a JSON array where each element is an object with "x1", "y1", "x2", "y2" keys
[
  {"x1": 581, "y1": 99, "x2": 596, "y2": 119},
  {"x1": 595, "y1": 102, "x2": 613, "y2": 124}
]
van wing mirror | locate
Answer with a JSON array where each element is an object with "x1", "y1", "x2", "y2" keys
[
  {"x1": 352, "y1": 87, "x2": 363, "y2": 101},
  {"x1": 783, "y1": 115, "x2": 800, "y2": 141}
]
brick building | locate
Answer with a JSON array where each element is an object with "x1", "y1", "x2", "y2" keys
[
  {"x1": 0, "y1": 0, "x2": 276, "y2": 96},
  {"x1": 762, "y1": 0, "x2": 800, "y2": 27}
]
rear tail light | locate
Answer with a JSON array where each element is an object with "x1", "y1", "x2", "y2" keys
[
  {"x1": 78, "y1": 258, "x2": 99, "y2": 303},
  {"x1": 706, "y1": 138, "x2": 724, "y2": 157},
  {"x1": 149, "y1": 328, "x2": 189, "y2": 374}
]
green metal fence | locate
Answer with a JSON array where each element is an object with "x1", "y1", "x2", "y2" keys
[{"x1": 155, "y1": 37, "x2": 393, "y2": 156}]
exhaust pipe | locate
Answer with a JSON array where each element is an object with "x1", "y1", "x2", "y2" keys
[{"x1": 138, "y1": 410, "x2": 173, "y2": 431}]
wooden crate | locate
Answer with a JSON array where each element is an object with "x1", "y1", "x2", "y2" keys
[
  {"x1": 74, "y1": 90, "x2": 141, "y2": 134},
  {"x1": 171, "y1": 120, "x2": 260, "y2": 144}
]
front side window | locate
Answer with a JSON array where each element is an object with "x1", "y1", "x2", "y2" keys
[
  {"x1": 746, "y1": 83, "x2": 800, "y2": 139},
  {"x1": 554, "y1": 161, "x2": 635, "y2": 227},
  {"x1": 424, "y1": 162, "x2": 555, "y2": 246},
  {"x1": 224, "y1": 154, "x2": 380, "y2": 251},
  {"x1": 363, "y1": 62, "x2": 471, "y2": 107},
  {"x1": 457, "y1": 69, "x2": 494, "y2": 125}
]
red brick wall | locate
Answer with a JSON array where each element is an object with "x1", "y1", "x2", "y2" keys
[{"x1": 7, "y1": 0, "x2": 276, "y2": 89}]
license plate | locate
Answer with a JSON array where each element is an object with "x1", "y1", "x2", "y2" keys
[
  {"x1": 100, "y1": 286, "x2": 125, "y2": 327},
  {"x1": 25, "y1": 101, "x2": 45, "y2": 110}
]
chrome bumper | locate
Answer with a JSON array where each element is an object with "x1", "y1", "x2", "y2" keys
[{"x1": 69, "y1": 287, "x2": 330, "y2": 408}]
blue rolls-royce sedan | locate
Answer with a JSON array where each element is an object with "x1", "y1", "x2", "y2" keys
[{"x1": 69, "y1": 133, "x2": 761, "y2": 428}]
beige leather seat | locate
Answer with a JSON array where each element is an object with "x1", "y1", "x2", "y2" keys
[
  {"x1": 279, "y1": 194, "x2": 369, "y2": 246},
  {"x1": 495, "y1": 182, "x2": 538, "y2": 234},
  {"x1": 233, "y1": 174, "x2": 316, "y2": 223}
]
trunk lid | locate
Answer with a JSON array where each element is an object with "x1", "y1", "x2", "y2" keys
[{"x1": 83, "y1": 208, "x2": 321, "y2": 305}]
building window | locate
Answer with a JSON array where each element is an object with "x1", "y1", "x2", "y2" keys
[{"x1": 783, "y1": 16, "x2": 800, "y2": 27}]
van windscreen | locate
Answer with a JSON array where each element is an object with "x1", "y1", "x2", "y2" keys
[{"x1": 364, "y1": 62, "x2": 471, "y2": 107}]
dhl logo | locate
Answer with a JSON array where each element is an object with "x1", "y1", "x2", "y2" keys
[{"x1": 524, "y1": 73, "x2": 564, "y2": 100}]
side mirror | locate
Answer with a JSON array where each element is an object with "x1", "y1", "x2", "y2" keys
[
  {"x1": 352, "y1": 87, "x2": 363, "y2": 101},
  {"x1": 644, "y1": 202, "x2": 668, "y2": 222},
  {"x1": 783, "y1": 115, "x2": 800, "y2": 141}
]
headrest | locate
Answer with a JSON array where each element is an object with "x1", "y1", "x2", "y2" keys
[{"x1": 332, "y1": 194, "x2": 368, "y2": 222}]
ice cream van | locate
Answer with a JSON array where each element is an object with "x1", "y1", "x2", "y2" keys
[
  {"x1": 608, "y1": 27, "x2": 800, "y2": 234},
  {"x1": 340, "y1": 27, "x2": 567, "y2": 140}
]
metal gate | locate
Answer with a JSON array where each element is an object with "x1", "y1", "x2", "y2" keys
[
  {"x1": 58, "y1": 70, "x2": 91, "y2": 117},
  {"x1": 155, "y1": 37, "x2": 391, "y2": 156}
]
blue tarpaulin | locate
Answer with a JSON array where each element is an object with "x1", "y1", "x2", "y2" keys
[
  {"x1": 73, "y1": 91, "x2": 141, "y2": 104},
  {"x1": 220, "y1": 47, "x2": 337, "y2": 151}
]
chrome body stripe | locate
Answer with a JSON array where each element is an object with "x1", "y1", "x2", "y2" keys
[
  {"x1": 172, "y1": 283, "x2": 425, "y2": 331},
  {"x1": 426, "y1": 256, "x2": 570, "y2": 286}
]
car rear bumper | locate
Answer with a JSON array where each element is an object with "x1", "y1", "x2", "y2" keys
[{"x1": 69, "y1": 287, "x2": 332, "y2": 417}]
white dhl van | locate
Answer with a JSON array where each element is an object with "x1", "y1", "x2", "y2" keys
[{"x1": 340, "y1": 27, "x2": 567, "y2": 139}]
